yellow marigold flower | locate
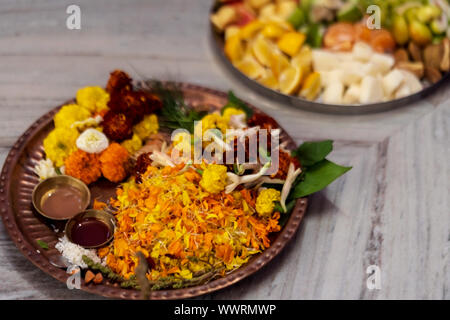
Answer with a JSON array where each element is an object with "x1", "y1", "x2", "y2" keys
[
  {"x1": 222, "y1": 107, "x2": 245, "y2": 123},
  {"x1": 54, "y1": 104, "x2": 91, "y2": 129},
  {"x1": 256, "y1": 188, "x2": 281, "y2": 217},
  {"x1": 76, "y1": 86, "x2": 109, "y2": 113},
  {"x1": 43, "y1": 127, "x2": 79, "y2": 167},
  {"x1": 173, "y1": 131, "x2": 191, "y2": 152},
  {"x1": 194, "y1": 113, "x2": 228, "y2": 137},
  {"x1": 121, "y1": 133, "x2": 142, "y2": 155},
  {"x1": 133, "y1": 114, "x2": 159, "y2": 140},
  {"x1": 200, "y1": 164, "x2": 228, "y2": 194},
  {"x1": 179, "y1": 269, "x2": 193, "y2": 279}
]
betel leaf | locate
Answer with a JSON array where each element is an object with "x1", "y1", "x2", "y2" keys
[
  {"x1": 36, "y1": 240, "x2": 49, "y2": 250},
  {"x1": 221, "y1": 91, "x2": 253, "y2": 119},
  {"x1": 292, "y1": 159, "x2": 352, "y2": 198},
  {"x1": 292, "y1": 140, "x2": 333, "y2": 167}
]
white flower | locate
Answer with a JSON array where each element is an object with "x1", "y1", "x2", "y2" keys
[
  {"x1": 228, "y1": 113, "x2": 247, "y2": 129},
  {"x1": 225, "y1": 162, "x2": 271, "y2": 193},
  {"x1": 280, "y1": 163, "x2": 302, "y2": 212},
  {"x1": 76, "y1": 128, "x2": 109, "y2": 154},
  {"x1": 33, "y1": 158, "x2": 57, "y2": 180}
]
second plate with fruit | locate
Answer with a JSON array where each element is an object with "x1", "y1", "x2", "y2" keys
[{"x1": 210, "y1": 0, "x2": 450, "y2": 113}]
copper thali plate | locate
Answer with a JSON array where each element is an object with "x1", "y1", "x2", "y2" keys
[
  {"x1": 0, "y1": 83, "x2": 307, "y2": 299},
  {"x1": 209, "y1": 3, "x2": 450, "y2": 115}
]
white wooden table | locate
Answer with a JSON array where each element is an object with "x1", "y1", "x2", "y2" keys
[{"x1": 0, "y1": 0, "x2": 448, "y2": 300}]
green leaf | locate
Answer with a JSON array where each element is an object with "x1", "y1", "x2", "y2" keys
[
  {"x1": 292, "y1": 140, "x2": 333, "y2": 167},
  {"x1": 221, "y1": 91, "x2": 253, "y2": 119},
  {"x1": 149, "y1": 80, "x2": 205, "y2": 133},
  {"x1": 36, "y1": 240, "x2": 49, "y2": 250},
  {"x1": 292, "y1": 160, "x2": 352, "y2": 198}
]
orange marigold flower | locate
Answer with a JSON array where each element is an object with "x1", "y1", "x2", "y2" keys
[
  {"x1": 99, "y1": 143, "x2": 129, "y2": 183},
  {"x1": 64, "y1": 150, "x2": 101, "y2": 185}
]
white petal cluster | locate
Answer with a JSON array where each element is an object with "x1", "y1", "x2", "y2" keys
[
  {"x1": 76, "y1": 128, "x2": 109, "y2": 154},
  {"x1": 33, "y1": 158, "x2": 57, "y2": 180}
]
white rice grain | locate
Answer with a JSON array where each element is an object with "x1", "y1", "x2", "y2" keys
[{"x1": 55, "y1": 236, "x2": 101, "y2": 268}]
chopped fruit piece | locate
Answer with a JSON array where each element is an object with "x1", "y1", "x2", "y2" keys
[
  {"x1": 409, "y1": 20, "x2": 432, "y2": 46},
  {"x1": 248, "y1": 0, "x2": 271, "y2": 10},
  {"x1": 343, "y1": 84, "x2": 361, "y2": 104},
  {"x1": 225, "y1": 25, "x2": 240, "y2": 40},
  {"x1": 233, "y1": 3, "x2": 256, "y2": 27},
  {"x1": 251, "y1": 36, "x2": 276, "y2": 67},
  {"x1": 277, "y1": 32, "x2": 306, "y2": 57},
  {"x1": 211, "y1": 6, "x2": 237, "y2": 32},
  {"x1": 270, "y1": 50, "x2": 290, "y2": 78},
  {"x1": 225, "y1": 35, "x2": 244, "y2": 63},
  {"x1": 312, "y1": 49, "x2": 341, "y2": 72},
  {"x1": 291, "y1": 45, "x2": 313, "y2": 75},
  {"x1": 352, "y1": 41, "x2": 373, "y2": 62},
  {"x1": 392, "y1": 15, "x2": 409, "y2": 45},
  {"x1": 234, "y1": 56, "x2": 266, "y2": 79},
  {"x1": 259, "y1": 4, "x2": 276, "y2": 21},
  {"x1": 259, "y1": 70, "x2": 279, "y2": 90},
  {"x1": 370, "y1": 53, "x2": 395, "y2": 75},
  {"x1": 287, "y1": 7, "x2": 306, "y2": 29},
  {"x1": 370, "y1": 29, "x2": 396, "y2": 53},
  {"x1": 262, "y1": 22, "x2": 286, "y2": 39},
  {"x1": 279, "y1": 66, "x2": 303, "y2": 95},
  {"x1": 382, "y1": 69, "x2": 405, "y2": 97},
  {"x1": 240, "y1": 20, "x2": 264, "y2": 40},
  {"x1": 276, "y1": 1, "x2": 298, "y2": 20},
  {"x1": 324, "y1": 22, "x2": 355, "y2": 51},
  {"x1": 360, "y1": 76, "x2": 384, "y2": 104},
  {"x1": 323, "y1": 82, "x2": 344, "y2": 104},
  {"x1": 396, "y1": 61, "x2": 425, "y2": 78},
  {"x1": 300, "y1": 72, "x2": 321, "y2": 100}
]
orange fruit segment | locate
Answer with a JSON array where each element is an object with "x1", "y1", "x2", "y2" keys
[
  {"x1": 279, "y1": 66, "x2": 303, "y2": 95},
  {"x1": 234, "y1": 56, "x2": 266, "y2": 79},
  {"x1": 225, "y1": 34, "x2": 244, "y2": 63},
  {"x1": 251, "y1": 36, "x2": 276, "y2": 67},
  {"x1": 277, "y1": 32, "x2": 306, "y2": 57},
  {"x1": 300, "y1": 72, "x2": 321, "y2": 100}
]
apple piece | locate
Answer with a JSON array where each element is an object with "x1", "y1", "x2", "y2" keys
[
  {"x1": 394, "y1": 83, "x2": 412, "y2": 99},
  {"x1": 232, "y1": 3, "x2": 256, "y2": 27},
  {"x1": 382, "y1": 69, "x2": 405, "y2": 97},
  {"x1": 277, "y1": 1, "x2": 298, "y2": 20},
  {"x1": 340, "y1": 61, "x2": 365, "y2": 86},
  {"x1": 399, "y1": 70, "x2": 423, "y2": 93},
  {"x1": 320, "y1": 69, "x2": 344, "y2": 88},
  {"x1": 370, "y1": 53, "x2": 395, "y2": 75},
  {"x1": 225, "y1": 25, "x2": 241, "y2": 40},
  {"x1": 211, "y1": 6, "x2": 237, "y2": 32},
  {"x1": 352, "y1": 42, "x2": 373, "y2": 62},
  {"x1": 343, "y1": 84, "x2": 361, "y2": 104},
  {"x1": 312, "y1": 50, "x2": 341, "y2": 72},
  {"x1": 323, "y1": 81, "x2": 344, "y2": 104},
  {"x1": 360, "y1": 75, "x2": 384, "y2": 103},
  {"x1": 247, "y1": 0, "x2": 271, "y2": 10},
  {"x1": 259, "y1": 3, "x2": 276, "y2": 21}
]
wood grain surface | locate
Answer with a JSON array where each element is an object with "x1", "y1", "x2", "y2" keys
[{"x1": 0, "y1": 0, "x2": 448, "y2": 300}]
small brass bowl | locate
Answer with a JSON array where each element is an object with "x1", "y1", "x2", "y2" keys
[
  {"x1": 32, "y1": 175, "x2": 91, "y2": 220},
  {"x1": 65, "y1": 209, "x2": 116, "y2": 249}
]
